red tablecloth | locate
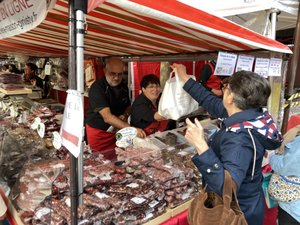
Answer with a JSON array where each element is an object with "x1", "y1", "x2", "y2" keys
[{"x1": 160, "y1": 210, "x2": 189, "y2": 225}]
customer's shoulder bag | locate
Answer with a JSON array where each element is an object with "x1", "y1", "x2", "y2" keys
[
  {"x1": 268, "y1": 173, "x2": 300, "y2": 202},
  {"x1": 188, "y1": 170, "x2": 248, "y2": 225}
]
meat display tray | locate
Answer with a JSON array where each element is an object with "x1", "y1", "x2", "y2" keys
[{"x1": 0, "y1": 88, "x2": 32, "y2": 95}]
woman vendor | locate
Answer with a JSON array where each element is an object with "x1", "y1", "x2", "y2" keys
[{"x1": 130, "y1": 74, "x2": 170, "y2": 136}]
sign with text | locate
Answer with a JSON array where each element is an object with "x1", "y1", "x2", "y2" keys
[
  {"x1": 235, "y1": 55, "x2": 254, "y2": 72},
  {"x1": 60, "y1": 90, "x2": 84, "y2": 158},
  {"x1": 268, "y1": 58, "x2": 282, "y2": 77},
  {"x1": 0, "y1": 0, "x2": 54, "y2": 39},
  {"x1": 215, "y1": 52, "x2": 237, "y2": 76},
  {"x1": 254, "y1": 58, "x2": 270, "y2": 78}
]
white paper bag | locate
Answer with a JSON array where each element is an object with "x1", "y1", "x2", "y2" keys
[{"x1": 158, "y1": 70, "x2": 198, "y2": 120}]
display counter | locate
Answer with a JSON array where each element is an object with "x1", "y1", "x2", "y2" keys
[{"x1": 0, "y1": 91, "x2": 216, "y2": 224}]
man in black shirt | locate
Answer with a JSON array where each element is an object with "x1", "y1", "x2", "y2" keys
[
  {"x1": 85, "y1": 58, "x2": 146, "y2": 157},
  {"x1": 199, "y1": 60, "x2": 224, "y2": 97}
]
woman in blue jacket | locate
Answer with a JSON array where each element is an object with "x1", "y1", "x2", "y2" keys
[{"x1": 172, "y1": 64, "x2": 283, "y2": 225}]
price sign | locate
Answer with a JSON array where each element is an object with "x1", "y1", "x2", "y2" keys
[
  {"x1": 115, "y1": 127, "x2": 137, "y2": 148},
  {"x1": 60, "y1": 90, "x2": 84, "y2": 158}
]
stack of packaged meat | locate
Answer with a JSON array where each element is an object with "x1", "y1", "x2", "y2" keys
[
  {"x1": 26, "y1": 106, "x2": 61, "y2": 138},
  {"x1": 18, "y1": 146, "x2": 197, "y2": 224},
  {"x1": 0, "y1": 72, "x2": 25, "y2": 91},
  {"x1": 13, "y1": 159, "x2": 69, "y2": 214}
]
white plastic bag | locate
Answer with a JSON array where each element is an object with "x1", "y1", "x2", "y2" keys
[{"x1": 158, "y1": 70, "x2": 198, "y2": 120}]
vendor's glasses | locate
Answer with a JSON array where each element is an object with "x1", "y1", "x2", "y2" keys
[
  {"x1": 108, "y1": 71, "x2": 123, "y2": 78},
  {"x1": 146, "y1": 84, "x2": 161, "y2": 89}
]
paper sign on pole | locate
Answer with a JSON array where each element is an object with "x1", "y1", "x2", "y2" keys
[
  {"x1": 60, "y1": 90, "x2": 84, "y2": 158},
  {"x1": 214, "y1": 51, "x2": 237, "y2": 76},
  {"x1": 268, "y1": 58, "x2": 282, "y2": 77},
  {"x1": 254, "y1": 58, "x2": 270, "y2": 78},
  {"x1": 235, "y1": 55, "x2": 254, "y2": 72},
  {"x1": 0, "y1": 0, "x2": 55, "y2": 39}
]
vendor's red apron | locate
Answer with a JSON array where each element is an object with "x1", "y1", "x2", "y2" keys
[
  {"x1": 86, "y1": 124, "x2": 116, "y2": 160},
  {"x1": 144, "y1": 120, "x2": 169, "y2": 136},
  {"x1": 206, "y1": 63, "x2": 222, "y2": 90}
]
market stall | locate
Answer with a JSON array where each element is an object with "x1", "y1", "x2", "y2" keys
[{"x1": 0, "y1": 0, "x2": 294, "y2": 225}]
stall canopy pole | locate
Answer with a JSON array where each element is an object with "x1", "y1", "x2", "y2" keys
[
  {"x1": 67, "y1": 0, "x2": 78, "y2": 224},
  {"x1": 287, "y1": 6, "x2": 300, "y2": 96},
  {"x1": 282, "y1": 5, "x2": 300, "y2": 133},
  {"x1": 75, "y1": 0, "x2": 87, "y2": 207},
  {"x1": 268, "y1": 9, "x2": 282, "y2": 125}
]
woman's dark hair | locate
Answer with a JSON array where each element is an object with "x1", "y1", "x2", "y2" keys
[
  {"x1": 9, "y1": 64, "x2": 21, "y2": 74},
  {"x1": 140, "y1": 74, "x2": 160, "y2": 89},
  {"x1": 26, "y1": 62, "x2": 37, "y2": 72},
  {"x1": 229, "y1": 70, "x2": 271, "y2": 110},
  {"x1": 1, "y1": 64, "x2": 9, "y2": 71}
]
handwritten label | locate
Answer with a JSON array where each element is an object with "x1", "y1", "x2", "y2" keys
[
  {"x1": 115, "y1": 127, "x2": 137, "y2": 148},
  {"x1": 31, "y1": 117, "x2": 41, "y2": 130},
  {"x1": 37, "y1": 122, "x2": 45, "y2": 138},
  {"x1": 60, "y1": 90, "x2": 84, "y2": 158}
]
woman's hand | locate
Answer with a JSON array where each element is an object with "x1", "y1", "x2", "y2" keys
[
  {"x1": 185, "y1": 118, "x2": 209, "y2": 155},
  {"x1": 135, "y1": 128, "x2": 146, "y2": 138},
  {"x1": 30, "y1": 79, "x2": 37, "y2": 86},
  {"x1": 171, "y1": 63, "x2": 189, "y2": 83}
]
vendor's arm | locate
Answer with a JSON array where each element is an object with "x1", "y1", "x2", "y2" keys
[
  {"x1": 270, "y1": 136, "x2": 300, "y2": 176},
  {"x1": 100, "y1": 107, "x2": 130, "y2": 129},
  {"x1": 172, "y1": 63, "x2": 227, "y2": 118},
  {"x1": 100, "y1": 107, "x2": 146, "y2": 138},
  {"x1": 118, "y1": 106, "x2": 131, "y2": 121}
]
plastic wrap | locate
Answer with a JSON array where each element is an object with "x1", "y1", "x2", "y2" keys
[
  {"x1": 11, "y1": 159, "x2": 68, "y2": 212},
  {"x1": 0, "y1": 125, "x2": 55, "y2": 187}
]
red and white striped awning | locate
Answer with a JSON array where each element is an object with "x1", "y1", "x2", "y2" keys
[{"x1": 0, "y1": 0, "x2": 292, "y2": 58}]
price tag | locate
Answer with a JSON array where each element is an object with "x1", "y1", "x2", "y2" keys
[
  {"x1": 126, "y1": 183, "x2": 139, "y2": 188},
  {"x1": 148, "y1": 200, "x2": 159, "y2": 208},
  {"x1": 65, "y1": 198, "x2": 71, "y2": 207},
  {"x1": 9, "y1": 106, "x2": 18, "y2": 117},
  {"x1": 52, "y1": 131, "x2": 62, "y2": 149},
  {"x1": 99, "y1": 173, "x2": 111, "y2": 180},
  {"x1": 35, "y1": 207, "x2": 51, "y2": 220},
  {"x1": 45, "y1": 63, "x2": 52, "y2": 75},
  {"x1": 37, "y1": 122, "x2": 45, "y2": 138},
  {"x1": 131, "y1": 196, "x2": 146, "y2": 205},
  {"x1": 2, "y1": 102, "x2": 7, "y2": 111},
  {"x1": 95, "y1": 192, "x2": 109, "y2": 199},
  {"x1": 31, "y1": 117, "x2": 41, "y2": 130}
]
